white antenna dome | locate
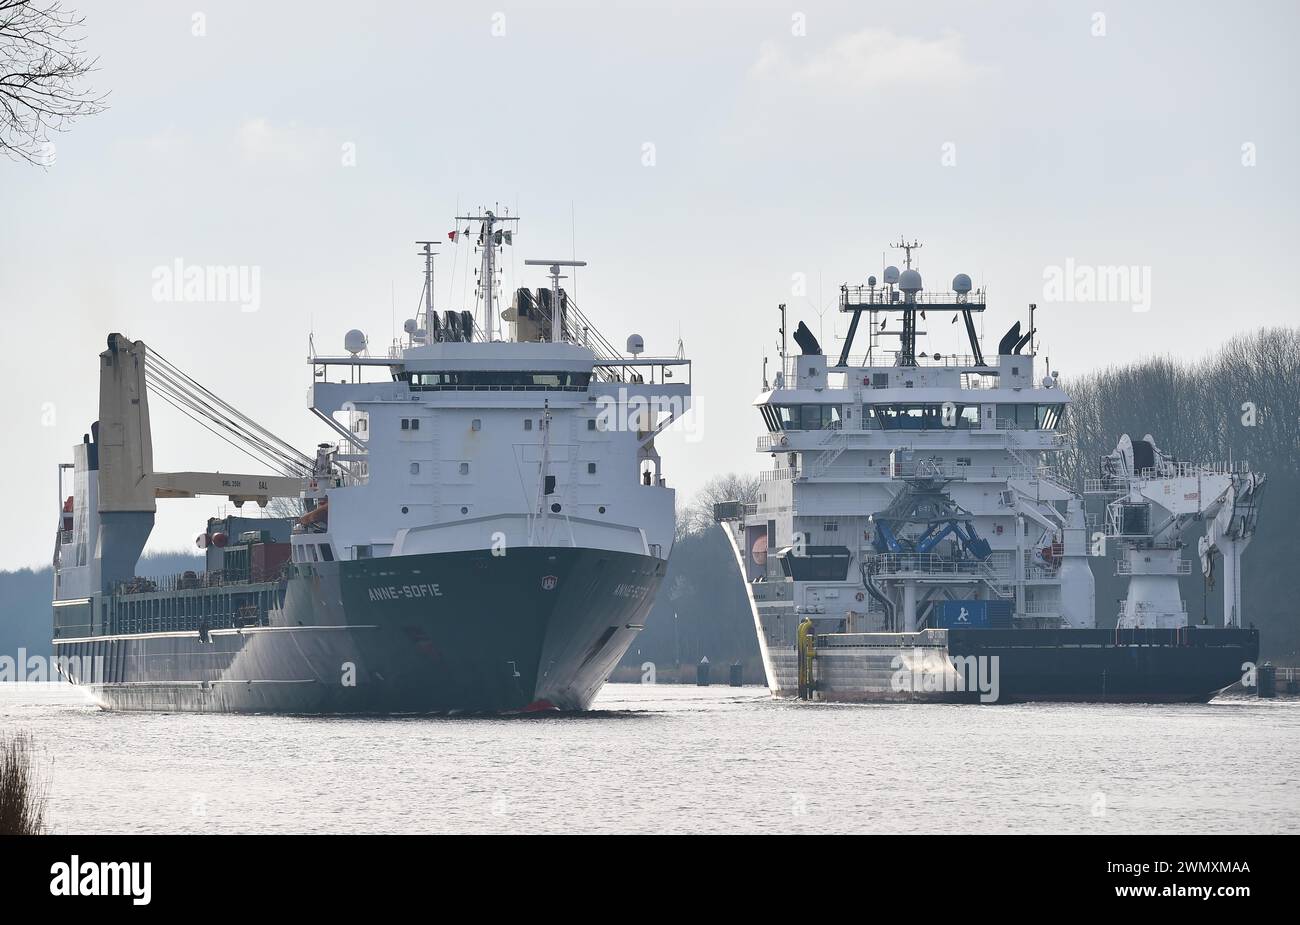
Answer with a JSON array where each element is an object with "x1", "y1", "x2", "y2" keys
[
  {"x1": 952, "y1": 273, "x2": 972, "y2": 294},
  {"x1": 867, "y1": 275, "x2": 877, "y2": 287},
  {"x1": 883, "y1": 266, "x2": 900, "y2": 285},
  {"x1": 344, "y1": 329, "x2": 367, "y2": 356},
  {"x1": 403, "y1": 318, "x2": 418, "y2": 335},
  {"x1": 626, "y1": 334, "x2": 645, "y2": 356},
  {"x1": 899, "y1": 269, "x2": 922, "y2": 293}
]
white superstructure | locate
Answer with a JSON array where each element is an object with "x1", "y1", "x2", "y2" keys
[
  {"x1": 718, "y1": 240, "x2": 1267, "y2": 700},
  {"x1": 719, "y1": 243, "x2": 1088, "y2": 694},
  {"x1": 299, "y1": 207, "x2": 691, "y2": 568}
]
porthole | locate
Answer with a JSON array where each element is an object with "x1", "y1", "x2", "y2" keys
[{"x1": 550, "y1": 503, "x2": 561, "y2": 513}]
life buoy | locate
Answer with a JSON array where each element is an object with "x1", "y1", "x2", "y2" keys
[
  {"x1": 779, "y1": 435, "x2": 790, "y2": 447},
  {"x1": 855, "y1": 592, "x2": 865, "y2": 602}
]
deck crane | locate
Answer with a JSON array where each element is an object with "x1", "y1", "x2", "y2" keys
[
  {"x1": 1089, "y1": 434, "x2": 1265, "y2": 629},
  {"x1": 63, "y1": 334, "x2": 317, "y2": 593}
]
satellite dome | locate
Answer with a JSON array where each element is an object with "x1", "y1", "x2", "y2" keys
[
  {"x1": 626, "y1": 334, "x2": 645, "y2": 356},
  {"x1": 952, "y1": 273, "x2": 972, "y2": 294},
  {"x1": 883, "y1": 266, "x2": 901, "y2": 285},
  {"x1": 403, "y1": 318, "x2": 418, "y2": 335},
  {"x1": 867, "y1": 275, "x2": 877, "y2": 287},
  {"x1": 898, "y1": 269, "x2": 922, "y2": 293},
  {"x1": 344, "y1": 329, "x2": 367, "y2": 355}
]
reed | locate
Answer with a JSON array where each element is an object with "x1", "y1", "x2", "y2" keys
[{"x1": 0, "y1": 731, "x2": 48, "y2": 835}]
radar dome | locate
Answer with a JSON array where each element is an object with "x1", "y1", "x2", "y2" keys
[
  {"x1": 344, "y1": 329, "x2": 367, "y2": 355},
  {"x1": 403, "y1": 318, "x2": 418, "y2": 334},
  {"x1": 867, "y1": 275, "x2": 877, "y2": 287},
  {"x1": 898, "y1": 269, "x2": 922, "y2": 293},
  {"x1": 883, "y1": 266, "x2": 901, "y2": 285},
  {"x1": 952, "y1": 273, "x2": 972, "y2": 294},
  {"x1": 626, "y1": 334, "x2": 645, "y2": 356}
]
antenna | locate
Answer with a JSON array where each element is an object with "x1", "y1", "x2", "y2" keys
[{"x1": 524, "y1": 258, "x2": 587, "y2": 344}]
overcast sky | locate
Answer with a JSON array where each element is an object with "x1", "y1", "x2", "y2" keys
[{"x1": 2, "y1": 0, "x2": 1297, "y2": 571}]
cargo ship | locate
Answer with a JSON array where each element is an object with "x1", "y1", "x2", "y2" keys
[
  {"x1": 716, "y1": 239, "x2": 1262, "y2": 703},
  {"x1": 51, "y1": 208, "x2": 692, "y2": 712}
]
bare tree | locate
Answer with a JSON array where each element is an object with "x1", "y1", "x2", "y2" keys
[
  {"x1": 677, "y1": 472, "x2": 760, "y2": 539},
  {"x1": 0, "y1": 0, "x2": 106, "y2": 165}
]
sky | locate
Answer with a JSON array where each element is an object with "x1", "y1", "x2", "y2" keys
[{"x1": 2, "y1": 0, "x2": 1298, "y2": 571}]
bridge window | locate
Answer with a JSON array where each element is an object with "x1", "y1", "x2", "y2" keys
[
  {"x1": 773, "y1": 404, "x2": 841, "y2": 431},
  {"x1": 870, "y1": 404, "x2": 979, "y2": 430},
  {"x1": 995, "y1": 403, "x2": 1066, "y2": 429},
  {"x1": 399, "y1": 370, "x2": 592, "y2": 390}
]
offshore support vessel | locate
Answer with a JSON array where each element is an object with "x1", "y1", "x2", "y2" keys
[
  {"x1": 716, "y1": 240, "x2": 1262, "y2": 703},
  {"x1": 51, "y1": 208, "x2": 691, "y2": 712}
]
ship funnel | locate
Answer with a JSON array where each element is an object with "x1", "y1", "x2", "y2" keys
[{"x1": 792, "y1": 320, "x2": 822, "y2": 356}]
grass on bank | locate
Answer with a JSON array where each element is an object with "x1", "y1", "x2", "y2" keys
[{"x1": 0, "y1": 731, "x2": 47, "y2": 835}]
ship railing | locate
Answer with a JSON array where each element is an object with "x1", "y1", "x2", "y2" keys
[
  {"x1": 1083, "y1": 477, "x2": 1125, "y2": 495},
  {"x1": 109, "y1": 567, "x2": 286, "y2": 596},
  {"x1": 57, "y1": 529, "x2": 73, "y2": 545},
  {"x1": 759, "y1": 467, "x2": 797, "y2": 482},
  {"x1": 1117, "y1": 558, "x2": 1192, "y2": 576},
  {"x1": 995, "y1": 418, "x2": 1042, "y2": 432},
  {"x1": 792, "y1": 460, "x2": 1062, "y2": 483},
  {"x1": 1023, "y1": 598, "x2": 1062, "y2": 615},
  {"x1": 857, "y1": 350, "x2": 988, "y2": 369},
  {"x1": 839, "y1": 286, "x2": 987, "y2": 309},
  {"x1": 1118, "y1": 599, "x2": 1189, "y2": 616},
  {"x1": 1134, "y1": 460, "x2": 1252, "y2": 479},
  {"x1": 868, "y1": 552, "x2": 1014, "y2": 580}
]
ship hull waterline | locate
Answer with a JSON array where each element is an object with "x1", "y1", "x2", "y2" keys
[
  {"x1": 54, "y1": 548, "x2": 664, "y2": 714},
  {"x1": 760, "y1": 627, "x2": 1259, "y2": 705}
]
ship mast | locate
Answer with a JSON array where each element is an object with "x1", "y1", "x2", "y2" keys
[
  {"x1": 415, "y1": 241, "x2": 439, "y2": 339},
  {"x1": 893, "y1": 237, "x2": 922, "y2": 269},
  {"x1": 454, "y1": 208, "x2": 520, "y2": 341},
  {"x1": 892, "y1": 237, "x2": 923, "y2": 366}
]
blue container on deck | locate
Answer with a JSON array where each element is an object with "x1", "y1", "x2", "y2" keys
[{"x1": 933, "y1": 600, "x2": 1012, "y2": 629}]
